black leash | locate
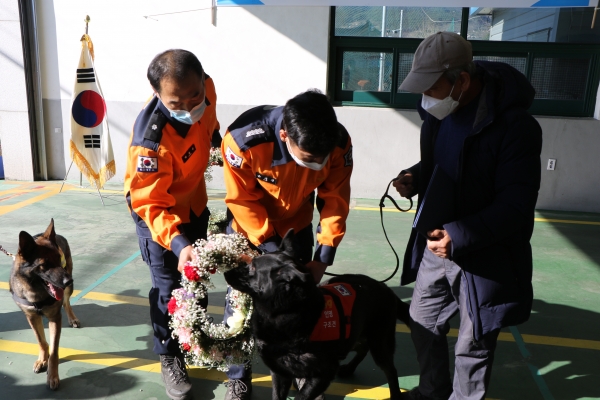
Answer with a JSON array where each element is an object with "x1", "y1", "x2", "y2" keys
[{"x1": 324, "y1": 178, "x2": 413, "y2": 283}]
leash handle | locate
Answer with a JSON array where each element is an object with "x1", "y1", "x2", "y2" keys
[
  {"x1": 324, "y1": 177, "x2": 413, "y2": 283},
  {"x1": 380, "y1": 178, "x2": 413, "y2": 212},
  {"x1": 377, "y1": 178, "x2": 412, "y2": 283},
  {"x1": 0, "y1": 244, "x2": 15, "y2": 260}
]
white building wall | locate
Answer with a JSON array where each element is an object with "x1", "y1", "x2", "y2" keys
[
  {"x1": 0, "y1": 0, "x2": 35, "y2": 180},
  {"x1": 3, "y1": 0, "x2": 600, "y2": 213},
  {"x1": 37, "y1": 0, "x2": 330, "y2": 183}
]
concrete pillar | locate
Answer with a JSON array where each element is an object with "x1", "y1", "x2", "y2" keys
[{"x1": 0, "y1": 0, "x2": 35, "y2": 181}]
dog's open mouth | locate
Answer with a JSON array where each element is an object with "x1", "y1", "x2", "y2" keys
[{"x1": 45, "y1": 281, "x2": 64, "y2": 301}]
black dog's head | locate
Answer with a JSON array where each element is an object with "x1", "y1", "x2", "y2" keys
[
  {"x1": 225, "y1": 230, "x2": 317, "y2": 310},
  {"x1": 13, "y1": 219, "x2": 72, "y2": 301}
]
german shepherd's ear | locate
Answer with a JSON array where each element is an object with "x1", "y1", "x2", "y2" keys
[
  {"x1": 279, "y1": 229, "x2": 295, "y2": 257},
  {"x1": 18, "y1": 231, "x2": 37, "y2": 259},
  {"x1": 42, "y1": 218, "x2": 57, "y2": 244}
]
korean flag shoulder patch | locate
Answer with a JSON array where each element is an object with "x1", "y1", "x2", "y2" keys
[
  {"x1": 225, "y1": 146, "x2": 243, "y2": 168},
  {"x1": 137, "y1": 156, "x2": 158, "y2": 172}
]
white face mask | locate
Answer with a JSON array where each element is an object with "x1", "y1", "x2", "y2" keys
[
  {"x1": 285, "y1": 139, "x2": 329, "y2": 171},
  {"x1": 159, "y1": 96, "x2": 207, "y2": 125},
  {"x1": 421, "y1": 83, "x2": 463, "y2": 120}
]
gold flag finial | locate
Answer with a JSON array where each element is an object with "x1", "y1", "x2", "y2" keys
[{"x1": 85, "y1": 15, "x2": 90, "y2": 34}]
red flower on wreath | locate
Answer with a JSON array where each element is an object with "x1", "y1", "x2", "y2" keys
[
  {"x1": 208, "y1": 267, "x2": 217, "y2": 274},
  {"x1": 182, "y1": 343, "x2": 191, "y2": 352},
  {"x1": 184, "y1": 264, "x2": 201, "y2": 281},
  {"x1": 168, "y1": 297, "x2": 178, "y2": 315}
]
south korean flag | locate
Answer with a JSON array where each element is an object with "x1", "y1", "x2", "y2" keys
[
  {"x1": 69, "y1": 33, "x2": 115, "y2": 188},
  {"x1": 137, "y1": 156, "x2": 158, "y2": 173}
]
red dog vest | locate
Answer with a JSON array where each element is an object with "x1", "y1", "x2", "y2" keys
[{"x1": 309, "y1": 283, "x2": 356, "y2": 342}]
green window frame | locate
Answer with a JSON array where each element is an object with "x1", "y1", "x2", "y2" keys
[{"x1": 327, "y1": 7, "x2": 600, "y2": 117}]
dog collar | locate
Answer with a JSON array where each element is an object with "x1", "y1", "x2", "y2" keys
[
  {"x1": 309, "y1": 283, "x2": 356, "y2": 342},
  {"x1": 12, "y1": 292, "x2": 58, "y2": 314}
]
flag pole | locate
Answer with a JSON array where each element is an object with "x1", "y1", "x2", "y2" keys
[
  {"x1": 85, "y1": 14, "x2": 104, "y2": 207},
  {"x1": 59, "y1": 160, "x2": 74, "y2": 193},
  {"x1": 83, "y1": 14, "x2": 89, "y2": 195},
  {"x1": 95, "y1": 183, "x2": 105, "y2": 206}
]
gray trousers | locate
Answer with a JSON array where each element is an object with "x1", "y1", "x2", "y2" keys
[{"x1": 410, "y1": 248, "x2": 500, "y2": 400}]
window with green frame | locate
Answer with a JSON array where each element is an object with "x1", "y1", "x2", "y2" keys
[{"x1": 327, "y1": 6, "x2": 600, "y2": 117}]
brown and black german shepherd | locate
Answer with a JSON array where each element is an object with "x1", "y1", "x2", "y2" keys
[{"x1": 9, "y1": 219, "x2": 80, "y2": 390}]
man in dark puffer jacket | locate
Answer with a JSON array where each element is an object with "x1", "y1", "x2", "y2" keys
[{"x1": 394, "y1": 32, "x2": 542, "y2": 400}]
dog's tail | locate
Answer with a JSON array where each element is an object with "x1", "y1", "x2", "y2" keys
[{"x1": 396, "y1": 297, "x2": 412, "y2": 328}]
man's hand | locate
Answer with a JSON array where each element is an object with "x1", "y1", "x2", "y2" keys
[
  {"x1": 392, "y1": 172, "x2": 414, "y2": 198},
  {"x1": 178, "y1": 245, "x2": 195, "y2": 273},
  {"x1": 305, "y1": 261, "x2": 328, "y2": 284},
  {"x1": 427, "y1": 229, "x2": 452, "y2": 259}
]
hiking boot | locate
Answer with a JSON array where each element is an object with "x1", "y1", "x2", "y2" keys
[
  {"x1": 160, "y1": 354, "x2": 193, "y2": 400},
  {"x1": 224, "y1": 376, "x2": 252, "y2": 400},
  {"x1": 295, "y1": 378, "x2": 325, "y2": 400}
]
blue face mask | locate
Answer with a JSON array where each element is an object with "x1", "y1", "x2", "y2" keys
[{"x1": 164, "y1": 99, "x2": 207, "y2": 125}]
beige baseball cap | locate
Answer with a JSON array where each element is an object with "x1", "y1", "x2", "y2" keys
[{"x1": 399, "y1": 31, "x2": 473, "y2": 94}]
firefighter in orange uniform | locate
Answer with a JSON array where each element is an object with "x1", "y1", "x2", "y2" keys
[
  {"x1": 220, "y1": 90, "x2": 353, "y2": 400},
  {"x1": 124, "y1": 49, "x2": 221, "y2": 400}
]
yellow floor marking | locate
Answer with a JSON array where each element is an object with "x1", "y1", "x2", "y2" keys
[
  {"x1": 354, "y1": 206, "x2": 416, "y2": 214},
  {"x1": 71, "y1": 290, "x2": 225, "y2": 314},
  {"x1": 518, "y1": 333, "x2": 600, "y2": 351},
  {"x1": 3, "y1": 283, "x2": 599, "y2": 353},
  {"x1": 396, "y1": 325, "x2": 600, "y2": 351},
  {"x1": 533, "y1": 217, "x2": 600, "y2": 226},
  {"x1": 352, "y1": 206, "x2": 600, "y2": 226},
  {"x1": 0, "y1": 339, "x2": 406, "y2": 399},
  {"x1": 0, "y1": 187, "x2": 61, "y2": 216},
  {"x1": 67, "y1": 187, "x2": 123, "y2": 194},
  {"x1": 0, "y1": 186, "x2": 51, "y2": 197}
]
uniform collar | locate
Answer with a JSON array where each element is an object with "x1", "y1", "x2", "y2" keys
[
  {"x1": 157, "y1": 99, "x2": 192, "y2": 138},
  {"x1": 271, "y1": 111, "x2": 293, "y2": 167}
]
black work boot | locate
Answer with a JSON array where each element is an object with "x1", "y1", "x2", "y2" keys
[
  {"x1": 224, "y1": 376, "x2": 252, "y2": 400},
  {"x1": 160, "y1": 354, "x2": 193, "y2": 400}
]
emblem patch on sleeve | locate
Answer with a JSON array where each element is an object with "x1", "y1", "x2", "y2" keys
[
  {"x1": 137, "y1": 156, "x2": 158, "y2": 172},
  {"x1": 344, "y1": 146, "x2": 353, "y2": 167},
  {"x1": 225, "y1": 146, "x2": 243, "y2": 168},
  {"x1": 334, "y1": 284, "x2": 352, "y2": 296}
]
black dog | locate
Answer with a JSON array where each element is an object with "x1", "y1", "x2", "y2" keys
[{"x1": 224, "y1": 229, "x2": 411, "y2": 400}]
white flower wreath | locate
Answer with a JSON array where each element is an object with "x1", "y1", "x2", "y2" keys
[
  {"x1": 204, "y1": 147, "x2": 223, "y2": 183},
  {"x1": 168, "y1": 233, "x2": 259, "y2": 371}
]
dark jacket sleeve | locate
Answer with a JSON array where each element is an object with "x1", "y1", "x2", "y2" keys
[
  {"x1": 443, "y1": 113, "x2": 542, "y2": 257},
  {"x1": 403, "y1": 162, "x2": 421, "y2": 199}
]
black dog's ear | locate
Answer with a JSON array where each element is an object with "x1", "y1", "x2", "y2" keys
[
  {"x1": 279, "y1": 229, "x2": 295, "y2": 257},
  {"x1": 278, "y1": 266, "x2": 304, "y2": 283},
  {"x1": 18, "y1": 231, "x2": 37, "y2": 259},
  {"x1": 42, "y1": 218, "x2": 57, "y2": 244}
]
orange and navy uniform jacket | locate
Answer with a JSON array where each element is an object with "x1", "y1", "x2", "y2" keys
[
  {"x1": 221, "y1": 105, "x2": 353, "y2": 265},
  {"x1": 124, "y1": 74, "x2": 221, "y2": 257}
]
